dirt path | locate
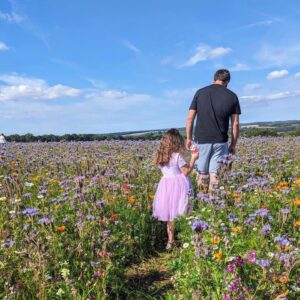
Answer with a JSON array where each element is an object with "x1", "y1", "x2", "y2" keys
[{"x1": 123, "y1": 251, "x2": 175, "y2": 299}]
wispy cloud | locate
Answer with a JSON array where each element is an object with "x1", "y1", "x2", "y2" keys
[
  {"x1": 243, "y1": 83, "x2": 262, "y2": 93},
  {"x1": 0, "y1": 42, "x2": 10, "y2": 51},
  {"x1": 182, "y1": 45, "x2": 232, "y2": 67},
  {"x1": 3, "y1": 0, "x2": 50, "y2": 50},
  {"x1": 256, "y1": 43, "x2": 300, "y2": 68},
  {"x1": 0, "y1": 74, "x2": 81, "y2": 102},
  {"x1": 0, "y1": 10, "x2": 23, "y2": 23},
  {"x1": 295, "y1": 72, "x2": 300, "y2": 79},
  {"x1": 122, "y1": 40, "x2": 140, "y2": 53},
  {"x1": 231, "y1": 63, "x2": 249, "y2": 71},
  {"x1": 267, "y1": 69, "x2": 289, "y2": 80},
  {"x1": 240, "y1": 90, "x2": 300, "y2": 102},
  {"x1": 239, "y1": 19, "x2": 274, "y2": 30}
]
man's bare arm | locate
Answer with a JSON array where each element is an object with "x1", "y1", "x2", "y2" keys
[
  {"x1": 229, "y1": 114, "x2": 239, "y2": 154},
  {"x1": 186, "y1": 109, "x2": 196, "y2": 149}
]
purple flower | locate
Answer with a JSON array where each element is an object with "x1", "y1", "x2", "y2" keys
[
  {"x1": 86, "y1": 215, "x2": 95, "y2": 221},
  {"x1": 39, "y1": 189, "x2": 47, "y2": 195},
  {"x1": 76, "y1": 210, "x2": 83, "y2": 217},
  {"x1": 96, "y1": 200, "x2": 105, "y2": 208},
  {"x1": 260, "y1": 224, "x2": 271, "y2": 235},
  {"x1": 235, "y1": 256, "x2": 244, "y2": 266},
  {"x1": 191, "y1": 220, "x2": 209, "y2": 233},
  {"x1": 23, "y1": 208, "x2": 39, "y2": 217},
  {"x1": 38, "y1": 217, "x2": 53, "y2": 224},
  {"x1": 2, "y1": 240, "x2": 14, "y2": 248},
  {"x1": 23, "y1": 192, "x2": 32, "y2": 198},
  {"x1": 255, "y1": 208, "x2": 269, "y2": 217},
  {"x1": 280, "y1": 208, "x2": 290, "y2": 215},
  {"x1": 255, "y1": 259, "x2": 271, "y2": 269},
  {"x1": 228, "y1": 213, "x2": 238, "y2": 223},
  {"x1": 274, "y1": 236, "x2": 290, "y2": 248},
  {"x1": 226, "y1": 262, "x2": 236, "y2": 273}
]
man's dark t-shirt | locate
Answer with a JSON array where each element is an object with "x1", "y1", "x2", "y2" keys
[{"x1": 189, "y1": 84, "x2": 241, "y2": 144}]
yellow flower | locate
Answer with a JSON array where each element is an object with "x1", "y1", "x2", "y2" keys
[
  {"x1": 55, "y1": 204, "x2": 60, "y2": 210},
  {"x1": 149, "y1": 195, "x2": 155, "y2": 200},
  {"x1": 293, "y1": 199, "x2": 300, "y2": 206},
  {"x1": 233, "y1": 193, "x2": 241, "y2": 201},
  {"x1": 294, "y1": 178, "x2": 300, "y2": 185},
  {"x1": 215, "y1": 249, "x2": 222, "y2": 261},
  {"x1": 294, "y1": 221, "x2": 300, "y2": 228},
  {"x1": 127, "y1": 196, "x2": 135, "y2": 204},
  {"x1": 212, "y1": 236, "x2": 220, "y2": 244},
  {"x1": 231, "y1": 226, "x2": 243, "y2": 233}
]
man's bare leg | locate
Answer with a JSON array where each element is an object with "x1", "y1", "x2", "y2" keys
[
  {"x1": 209, "y1": 172, "x2": 219, "y2": 192},
  {"x1": 197, "y1": 173, "x2": 210, "y2": 194}
]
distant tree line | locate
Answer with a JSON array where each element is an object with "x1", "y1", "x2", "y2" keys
[
  {"x1": 3, "y1": 128, "x2": 300, "y2": 143},
  {"x1": 5, "y1": 132, "x2": 163, "y2": 142}
]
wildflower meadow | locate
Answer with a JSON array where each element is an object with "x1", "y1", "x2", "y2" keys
[{"x1": 0, "y1": 137, "x2": 299, "y2": 299}]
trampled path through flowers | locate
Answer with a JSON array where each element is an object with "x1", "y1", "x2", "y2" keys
[{"x1": 122, "y1": 250, "x2": 176, "y2": 299}]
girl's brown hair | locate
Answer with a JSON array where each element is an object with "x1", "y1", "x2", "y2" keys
[{"x1": 155, "y1": 128, "x2": 185, "y2": 166}]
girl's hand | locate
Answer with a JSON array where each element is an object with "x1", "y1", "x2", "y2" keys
[{"x1": 191, "y1": 148, "x2": 199, "y2": 160}]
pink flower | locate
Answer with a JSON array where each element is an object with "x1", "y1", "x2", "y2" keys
[{"x1": 244, "y1": 250, "x2": 257, "y2": 263}]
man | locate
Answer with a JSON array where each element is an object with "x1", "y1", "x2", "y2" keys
[{"x1": 186, "y1": 69, "x2": 241, "y2": 190}]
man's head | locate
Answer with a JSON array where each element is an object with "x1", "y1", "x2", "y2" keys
[{"x1": 213, "y1": 69, "x2": 231, "y2": 86}]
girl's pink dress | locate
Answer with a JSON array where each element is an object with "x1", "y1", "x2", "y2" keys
[{"x1": 152, "y1": 152, "x2": 193, "y2": 221}]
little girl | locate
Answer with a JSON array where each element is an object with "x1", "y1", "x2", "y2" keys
[{"x1": 152, "y1": 128, "x2": 199, "y2": 249}]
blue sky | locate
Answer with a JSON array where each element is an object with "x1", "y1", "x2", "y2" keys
[{"x1": 1, "y1": 0, "x2": 300, "y2": 134}]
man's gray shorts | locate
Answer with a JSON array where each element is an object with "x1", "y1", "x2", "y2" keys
[{"x1": 195, "y1": 142, "x2": 228, "y2": 174}]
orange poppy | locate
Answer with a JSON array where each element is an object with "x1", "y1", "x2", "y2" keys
[
  {"x1": 111, "y1": 215, "x2": 118, "y2": 221},
  {"x1": 55, "y1": 226, "x2": 65, "y2": 232}
]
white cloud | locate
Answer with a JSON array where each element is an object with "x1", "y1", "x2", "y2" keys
[
  {"x1": 267, "y1": 69, "x2": 289, "y2": 80},
  {"x1": 122, "y1": 40, "x2": 140, "y2": 53},
  {"x1": 256, "y1": 44, "x2": 300, "y2": 68},
  {"x1": 85, "y1": 89, "x2": 151, "y2": 110},
  {"x1": 183, "y1": 45, "x2": 232, "y2": 67},
  {"x1": 0, "y1": 11, "x2": 23, "y2": 23},
  {"x1": 243, "y1": 83, "x2": 262, "y2": 93},
  {"x1": 238, "y1": 19, "x2": 274, "y2": 30},
  {"x1": 0, "y1": 42, "x2": 9, "y2": 51},
  {"x1": 0, "y1": 74, "x2": 81, "y2": 102},
  {"x1": 295, "y1": 72, "x2": 300, "y2": 79},
  {"x1": 231, "y1": 63, "x2": 249, "y2": 71},
  {"x1": 240, "y1": 90, "x2": 300, "y2": 102},
  {"x1": 99, "y1": 90, "x2": 128, "y2": 99}
]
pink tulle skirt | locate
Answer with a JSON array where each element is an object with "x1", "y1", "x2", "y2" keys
[{"x1": 152, "y1": 174, "x2": 193, "y2": 221}]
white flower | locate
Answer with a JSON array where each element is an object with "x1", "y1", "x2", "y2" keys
[
  {"x1": 253, "y1": 227, "x2": 257, "y2": 231},
  {"x1": 24, "y1": 182, "x2": 34, "y2": 187},
  {"x1": 61, "y1": 268, "x2": 70, "y2": 279},
  {"x1": 183, "y1": 243, "x2": 189, "y2": 249},
  {"x1": 37, "y1": 195, "x2": 44, "y2": 199},
  {"x1": 0, "y1": 197, "x2": 7, "y2": 201},
  {"x1": 56, "y1": 288, "x2": 64, "y2": 296}
]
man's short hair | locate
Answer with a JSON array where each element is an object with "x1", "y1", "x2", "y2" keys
[{"x1": 214, "y1": 69, "x2": 231, "y2": 82}]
